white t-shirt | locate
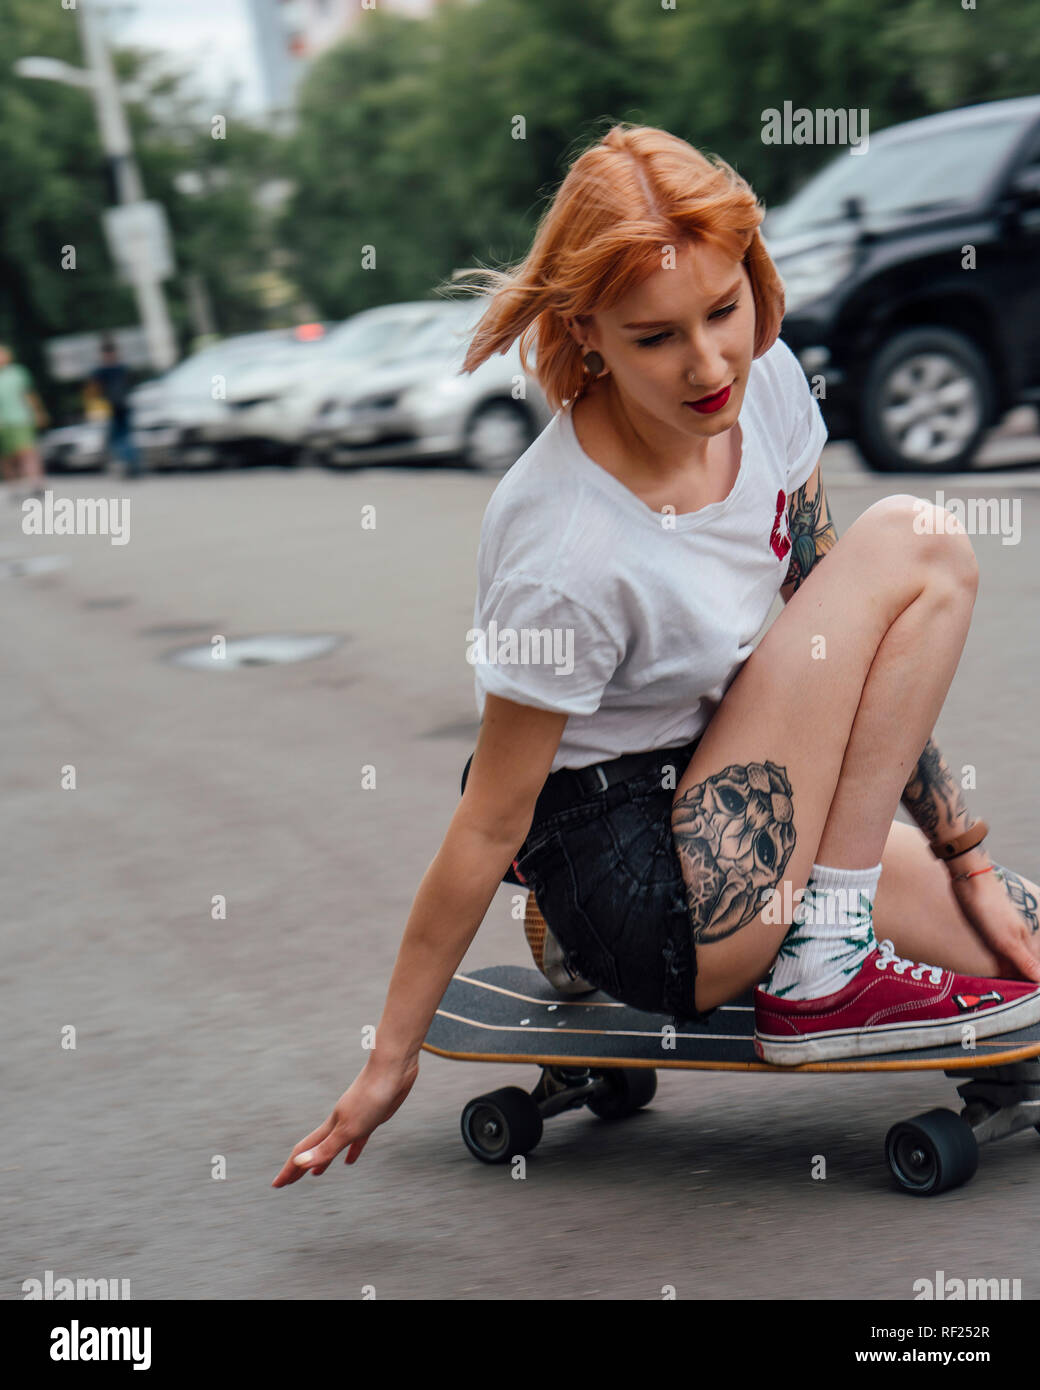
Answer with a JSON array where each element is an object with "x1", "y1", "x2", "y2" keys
[{"x1": 470, "y1": 335, "x2": 828, "y2": 772}]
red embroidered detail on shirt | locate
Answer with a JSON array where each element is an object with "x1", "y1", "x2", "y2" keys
[{"x1": 770, "y1": 489, "x2": 791, "y2": 560}]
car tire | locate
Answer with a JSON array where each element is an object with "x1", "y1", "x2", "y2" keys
[
  {"x1": 461, "y1": 399, "x2": 536, "y2": 474},
  {"x1": 856, "y1": 326, "x2": 995, "y2": 474}
]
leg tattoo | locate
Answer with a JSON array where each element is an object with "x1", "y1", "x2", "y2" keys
[{"x1": 671, "y1": 762, "x2": 796, "y2": 943}]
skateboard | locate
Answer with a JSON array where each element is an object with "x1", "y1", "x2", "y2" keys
[{"x1": 422, "y1": 962, "x2": 1040, "y2": 1195}]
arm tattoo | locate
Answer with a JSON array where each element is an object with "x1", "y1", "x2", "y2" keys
[
  {"x1": 900, "y1": 737, "x2": 970, "y2": 841},
  {"x1": 781, "y1": 472, "x2": 837, "y2": 596},
  {"x1": 671, "y1": 762, "x2": 796, "y2": 943},
  {"x1": 992, "y1": 864, "x2": 1040, "y2": 935}
]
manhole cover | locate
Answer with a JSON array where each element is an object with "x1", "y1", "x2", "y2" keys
[
  {"x1": 0, "y1": 555, "x2": 70, "y2": 579},
  {"x1": 165, "y1": 633, "x2": 342, "y2": 670}
]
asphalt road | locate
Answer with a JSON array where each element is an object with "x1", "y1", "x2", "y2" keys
[{"x1": 3, "y1": 430, "x2": 1040, "y2": 1302}]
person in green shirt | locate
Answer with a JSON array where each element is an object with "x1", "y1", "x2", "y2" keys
[{"x1": 0, "y1": 344, "x2": 47, "y2": 500}]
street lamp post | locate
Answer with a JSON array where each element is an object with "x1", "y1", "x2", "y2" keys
[{"x1": 15, "y1": 0, "x2": 177, "y2": 371}]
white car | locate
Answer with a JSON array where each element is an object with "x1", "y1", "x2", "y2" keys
[
  {"x1": 214, "y1": 303, "x2": 451, "y2": 457},
  {"x1": 130, "y1": 329, "x2": 329, "y2": 469},
  {"x1": 306, "y1": 298, "x2": 552, "y2": 473},
  {"x1": 40, "y1": 419, "x2": 110, "y2": 472}
]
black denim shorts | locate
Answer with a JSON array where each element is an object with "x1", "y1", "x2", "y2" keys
[{"x1": 512, "y1": 739, "x2": 716, "y2": 1027}]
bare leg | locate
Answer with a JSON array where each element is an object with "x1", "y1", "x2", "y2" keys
[
  {"x1": 669, "y1": 494, "x2": 979, "y2": 1012},
  {"x1": 15, "y1": 445, "x2": 44, "y2": 488}
]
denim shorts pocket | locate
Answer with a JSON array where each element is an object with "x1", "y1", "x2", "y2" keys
[
  {"x1": 524, "y1": 793, "x2": 608, "y2": 851},
  {"x1": 600, "y1": 785, "x2": 681, "y2": 891},
  {"x1": 514, "y1": 828, "x2": 623, "y2": 998}
]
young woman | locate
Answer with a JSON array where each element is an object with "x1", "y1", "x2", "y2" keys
[{"x1": 273, "y1": 123, "x2": 1040, "y2": 1187}]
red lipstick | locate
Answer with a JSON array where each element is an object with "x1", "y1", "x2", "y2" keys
[{"x1": 685, "y1": 383, "x2": 732, "y2": 414}]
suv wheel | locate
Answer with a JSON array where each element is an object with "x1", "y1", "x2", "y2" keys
[
  {"x1": 462, "y1": 400, "x2": 535, "y2": 474},
  {"x1": 857, "y1": 327, "x2": 994, "y2": 473}
]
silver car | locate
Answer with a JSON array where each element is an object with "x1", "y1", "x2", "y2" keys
[
  {"x1": 215, "y1": 303, "x2": 454, "y2": 457},
  {"x1": 130, "y1": 329, "x2": 330, "y2": 469},
  {"x1": 306, "y1": 298, "x2": 552, "y2": 473},
  {"x1": 40, "y1": 419, "x2": 110, "y2": 472}
]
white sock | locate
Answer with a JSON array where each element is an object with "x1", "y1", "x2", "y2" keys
[{"x1": 765, "y1": 861, "x2": 882, "y2": 1000}]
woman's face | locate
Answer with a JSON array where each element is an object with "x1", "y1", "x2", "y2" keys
[{"x1": 571, "y1": 238, "x2": 756, "y2": 446}]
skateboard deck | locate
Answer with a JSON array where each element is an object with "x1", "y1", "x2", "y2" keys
[
  {"x1": 423, "y1": 965, "x2": 1040, "y2": 1073},
  {"x1": 423, "y1": 966, "x2": 1040, "y2": 1192}
]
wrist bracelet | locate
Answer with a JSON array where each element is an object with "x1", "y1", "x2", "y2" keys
[
  {"x1": 930, "y1": 817, "x2": 989, "y2": 861},
  {"x1": 952, "y1": 864, "x2": 995, "y2": 882}
]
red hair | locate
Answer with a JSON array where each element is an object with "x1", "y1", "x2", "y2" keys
[{"x1": 447, "y1": 123, "x2": 785, "y2": 412}]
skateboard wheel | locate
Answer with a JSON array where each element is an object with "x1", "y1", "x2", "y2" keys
[
  {"x1": 586, "y1": 1067, "x2": 658, "y2": 1121},
  {"x1": 460, "y1": 1086, "x2": 543, "y2": 1164},
  {"x1": 885, "y1": 1108, "x2": 979, "y2": 1196}
]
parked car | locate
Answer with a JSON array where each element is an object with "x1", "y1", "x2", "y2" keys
[
  {"x1": 306, "y1": 297, "x2": 552, "y2": 472},
  {"x1": 40, "y1": 419, "x2": 110, "y2": 473},
  {"x1": 763, "y1": 95, "x2": 1040, "y2": 471},
  {"x1": 215, "y1": 302, "x2": 451, "y2": 461},
  {"x1": 130, "y1": 327, "x2": 330, "y2": 470}
]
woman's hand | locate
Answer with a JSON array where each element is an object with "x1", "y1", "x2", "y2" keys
[
  {"x1": 949, "y1": 860, "x2": 1040, "y2": 984},
  {"x1": 271, "y1": 1056, "x2": 419, "y2": 1188}
]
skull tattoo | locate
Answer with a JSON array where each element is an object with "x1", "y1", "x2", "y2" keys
[{"x1": 672, "y1": 761, "x2": 796, "y2": 943}]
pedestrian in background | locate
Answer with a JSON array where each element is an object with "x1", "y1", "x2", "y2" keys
[
  {"x1": 0, "y1": 343, "x2": 47, "y2": 503},
  {"x1": 88, "y1": 337, "x2": 142, "y2": 479}
]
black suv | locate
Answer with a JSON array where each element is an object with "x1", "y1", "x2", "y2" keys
[{"x1": 764, "y1": 96, "x2": 1040, "y2": 472}]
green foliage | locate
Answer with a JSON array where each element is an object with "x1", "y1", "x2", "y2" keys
[
  {"x1": 0, "y1": 0, "x2": 287, "y2": 412},
  {"x1": 3, "y1": 0, "x2": 1039, "y2": 404},
  {"x1": 283, "y1": 0, "x2": 1040, "y2": 316},
  {"x1": 0, "y1": 0, "x2": 134, "y2": 398}
]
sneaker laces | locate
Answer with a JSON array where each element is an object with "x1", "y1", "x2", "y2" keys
[{"x1": 874, "y1": 937, "x2": 944, "y2": 984}]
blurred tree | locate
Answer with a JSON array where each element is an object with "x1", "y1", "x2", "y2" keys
[
  {"x1": 281, "y1": 0, "x2": 649, "y2": 315},
  {"x1": 0, "y1": 0, "x2": 134, "y2": 408},
  {"x1": 135, "y1": 93, "x2": 292, "y2": 340},
  {"x1": 3, "y1": 0, "x2": 1038, "y2": 409},
  {"x1": 639, "y1": 0, "x2": 1040, "y2": 204},
  {"x1": 283, "y1": 0, "x2": 1040, "y2": 317},
  {"x1": 0, "y1": 0, "x2": 290, "y2": 415}
]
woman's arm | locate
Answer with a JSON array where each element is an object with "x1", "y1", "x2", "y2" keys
[
  {"x1": 272, "y1": 696, "x2": 569, "y2": 1185},
  {"x1": 369, "y1": 813, "x2": 541, "y2": 1073}
]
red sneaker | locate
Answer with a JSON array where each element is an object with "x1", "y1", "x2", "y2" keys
[{"x1": 754, "y1": 937, "x2": 1040, "y2": 1065}]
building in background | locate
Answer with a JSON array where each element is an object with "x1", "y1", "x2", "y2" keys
[
  {"x1": 248, "y1": 0, "x2": 300, "y2": 115},
  {"x1": 248, "y1": 0, "x2": 442, "y2": 117}
]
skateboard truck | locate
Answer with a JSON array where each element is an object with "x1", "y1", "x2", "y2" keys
[
  {"x1": 461, "y1": 1065, "x2": 658, "y2": 1163},
  {"x1": 883, "y1": 1058, "x2": 1040, "y2": 1195},
  {"x1": 950, "y1": 1059, "x2": 1040, "y2": 1144},
  {"x1": 530, "y1": 1066, "x2": 598, "y2": 1117}
]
